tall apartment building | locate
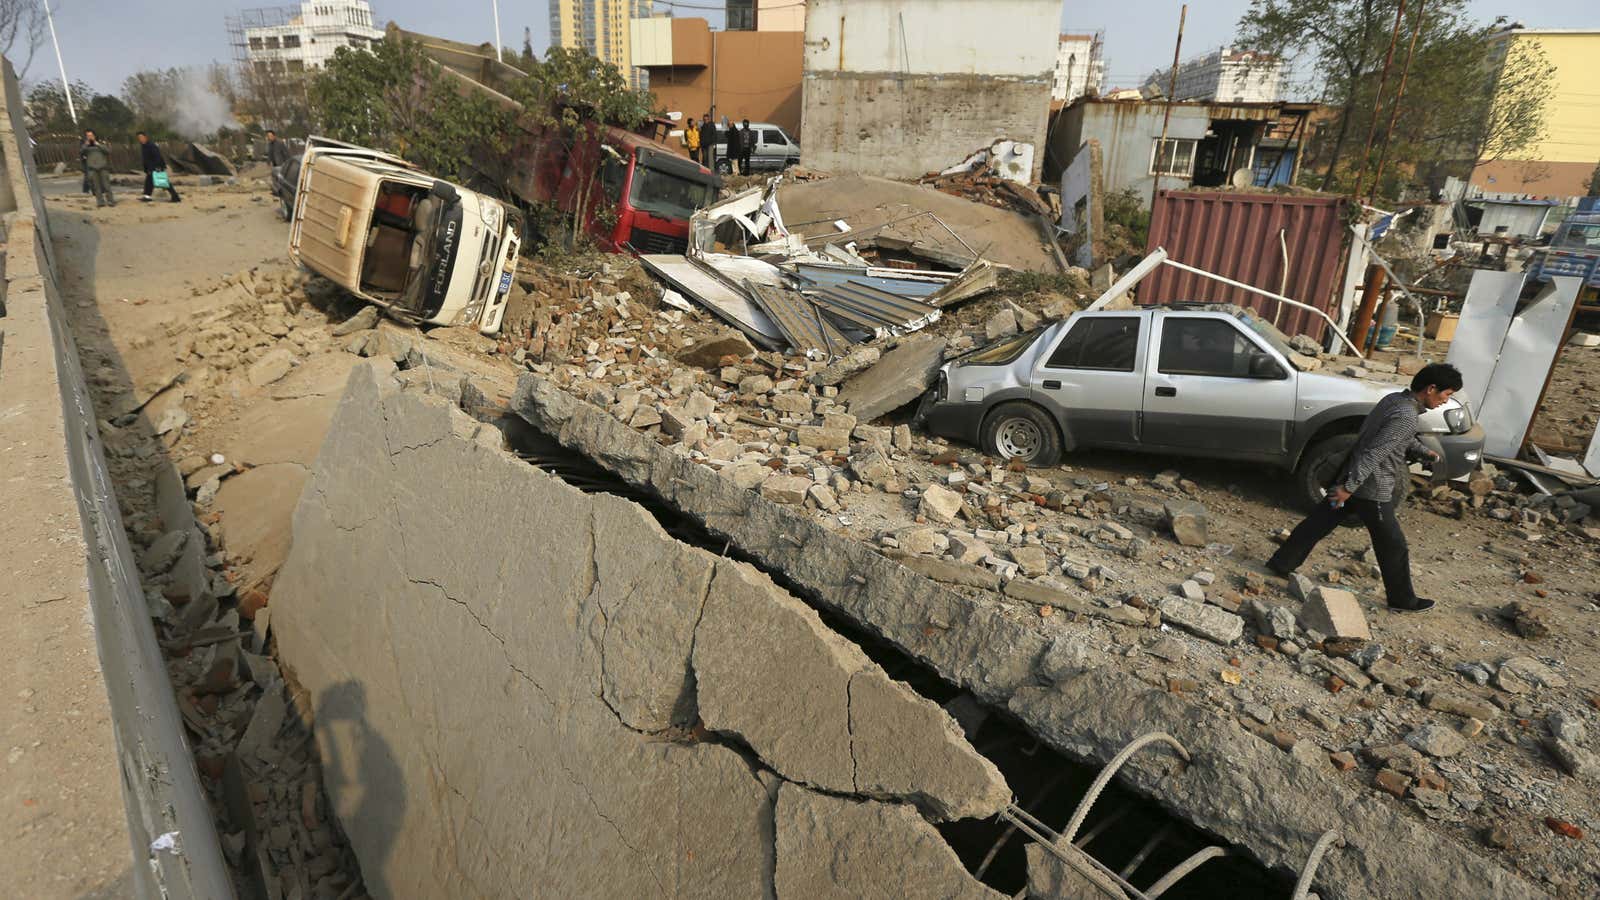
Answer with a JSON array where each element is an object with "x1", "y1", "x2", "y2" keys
[
  {"x1": 233, "y1": 1, "x2": 384, "y2": 76},
  {"x1": 1469, "y1": 27, "x2": 1600, "y2": 196},
  {"x1": 1144, "y1": 46, "x2": 1283, "y2": 103},
  {"x1": 548, "y1": 0, "x2": 654, "y2": 89},
  {"x1": 1051, "y1": 32, "x2": 1104, "y2": 102}
]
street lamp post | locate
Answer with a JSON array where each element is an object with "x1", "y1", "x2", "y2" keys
[
  {"x1": 44, "y1": 1, "x2": 76, "y2": 126},
  {"x1": 492, "y1": 0, "x2": 502, "y2": 61}
]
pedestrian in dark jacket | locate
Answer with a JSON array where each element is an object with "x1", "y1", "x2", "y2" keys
[
  {"x1": 137, "y1": 131, "x2": 180, "y2": 203},
  {"x1": 78, "y1": 129, "x2": 94, "y2": 193},
  {"x1": 737, "y1": 118, "x2": 755, "y2": 175},
  {"x1": 699, "y1": 114, "x2": 715, "y2": 168},
  {"x1": 1266, "y1": 363, "x2": 1464, "y2": 613},
  {"x1": 265, "y1": 130, "x2": 290, "y2": 168},
  {"x1": 81, "y1": 130, "x2": 114, "y2": 207}
]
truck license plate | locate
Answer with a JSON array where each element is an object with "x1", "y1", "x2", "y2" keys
[{"x1": 497, "y1": 272, "x2": 513, "y2": 295}]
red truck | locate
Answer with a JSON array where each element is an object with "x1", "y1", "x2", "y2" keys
[{"x1": 399, "y1": 26, "x2": 720, "y2": 255}]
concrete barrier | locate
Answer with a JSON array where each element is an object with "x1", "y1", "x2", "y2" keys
[
  {"x1": 0, "y1": 57, "x2": 231, "y2": 898},
  {"x1": 270, "y1": 360, "x2": 1009, "y2": 898}
]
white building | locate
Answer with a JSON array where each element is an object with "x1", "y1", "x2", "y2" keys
[
  {"x1": 1144, "y1": 46, "x2": 1283, "y2": 103},
  {"x1": 241, "y1": 1, "x2": 385, "y2": 76},
  {"x1": 1051, "y1": 32, "x2": 1105, "y2": 103}
]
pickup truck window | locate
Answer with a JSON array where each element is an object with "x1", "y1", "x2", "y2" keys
[
  {"x1": 759, "y1": 129, "x2": 785, "y2": 146},
  {"x1": 1046, "y1": 316, "x2": 1139, "y2": 371},
  {"x1": 1159, "y1": 317, "x2": 1273, "y2": 378}
]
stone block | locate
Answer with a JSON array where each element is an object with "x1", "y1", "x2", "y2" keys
[
  {"x1": 760, "y1": 474, "x2": 812, "y2": 505},
  {"x1": 1299, "y1": 587, "x2": 1370, "y2": 641},
  {"x1": 1158, "y1": 595, "x2": 1244, "y2": 644},
  {"x1": 919, "y1": 485, "x2": 964, "y2": 524},
  {"x1": 837, "y1": 336, "x2": 946, "y2": 422}
]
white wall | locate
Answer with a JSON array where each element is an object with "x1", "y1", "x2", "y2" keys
[{"x1": 803, "y1": 0, "x2": 1061, "y2": 77}]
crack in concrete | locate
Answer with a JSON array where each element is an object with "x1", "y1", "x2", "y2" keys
[{"x1": 846, "y1": 671, "x2": 860, "y2": 794}]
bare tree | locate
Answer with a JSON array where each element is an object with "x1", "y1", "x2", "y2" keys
[{"x1": 0, "y1": 0, "x2": 48, "y2": 81}]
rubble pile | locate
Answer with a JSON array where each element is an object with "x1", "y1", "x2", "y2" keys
[
  {"x1": 89, "y1": 265, "x2": 375, "y2": 900},
  {"x1": 919, "y1": 150, "x2": 1056, "y2": 220},
  {"x1": 475, "y1": 249, "x2": 1600, "y2": 893}
]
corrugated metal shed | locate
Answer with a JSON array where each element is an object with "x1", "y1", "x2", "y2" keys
[{"x1": 1141, "y1": 190, "x2": 1350, "y2": 340}]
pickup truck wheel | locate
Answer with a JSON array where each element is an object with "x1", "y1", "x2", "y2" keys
[
  {"x1": 982, "y1": 403, "x2": 1061, "y2": 466},
  {"x1": 1296, "y1": 434, "x2": 1356, "y2": 510}
]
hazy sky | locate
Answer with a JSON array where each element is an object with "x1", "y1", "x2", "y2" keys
[{"x1": 25, "y1": 1, "x2": 1600, "y2": 98}]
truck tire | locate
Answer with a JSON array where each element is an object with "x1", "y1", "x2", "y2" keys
[
  {"x1": 981, "y1": 403, "x2": 1061, "y2": 467},
  {"x1": 1296, "y1": 433, "x2": 1356, "y2": 511}
]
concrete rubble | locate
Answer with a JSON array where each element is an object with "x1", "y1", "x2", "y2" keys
[{"x1": 268, "y1": 361, "x2": 1009, "y2": 897}]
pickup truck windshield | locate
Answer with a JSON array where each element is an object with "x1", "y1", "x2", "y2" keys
[
  {"x1": 630, "y1": 167, "x2": 716, "y2": 220},
  {"x1": 959, "y1": 327, "x2": 1044, "y2": 366},
  {"x1": 1234, "y1": 310, "x2": 1295, "y2": 358}
]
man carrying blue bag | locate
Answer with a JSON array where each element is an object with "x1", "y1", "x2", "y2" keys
[{"x1": 137, "y1": 132, "x2": 181, "y2": 203}]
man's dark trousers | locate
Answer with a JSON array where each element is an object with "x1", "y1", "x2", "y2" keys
[
  {"x1": 144, "y1": 170, "x2": 180, "y2": 201},
  {"x1": 1268, "y1": 497, "x2": 1417, "y2": 608}
]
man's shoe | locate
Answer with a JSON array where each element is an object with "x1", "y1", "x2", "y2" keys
[
  {"x1": 1264, "y1": 559, "x2": 1294, "y2": 578},
  {"x1": 140, "y1": 195, "x2": 153, "y2": 202},
  {"x1": 1389, "y1": 598, "x2": 1437, "y2": 613}
]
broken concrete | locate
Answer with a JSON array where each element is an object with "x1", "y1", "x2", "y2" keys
[
  {"x1": 510, "y1": 374, "x2": 1545, "y2": 900},
  {"x1": 272, "y1": 361, "x2": 1005, "y2": 897},
  {"x1": 837, "y1": 336, "x2": 947, "y2": 422}
]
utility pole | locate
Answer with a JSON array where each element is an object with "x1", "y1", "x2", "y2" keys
[
  {"x1": 44, "y1": 1, "x2": 76, "y2": 126},
  {"x1": 492, "y1": 0, "x2": 503, "y2": 61},
  {"x1": 1369, "y1": 0, "x2": 1425, "y2": 203},
  {"x1": 1151, "y1": 4, "x2": 1187, "y2": 215},
  {"x1": 1351, "y1": 0, "x2": 1406, "y2": 201}
]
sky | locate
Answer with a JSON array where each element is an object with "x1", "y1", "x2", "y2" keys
[{"x1": 22, "y1": 0, "x2": 1600, "y2": 98}]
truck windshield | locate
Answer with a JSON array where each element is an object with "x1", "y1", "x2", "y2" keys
[
  {"x1": 958, "y1": 327, "x2": 1043, "y2": 366},
  {"x1": 630, "y1": 167, "x2": 716, "y2": 221},
  {"x1": 1554, "y1": 223, "x2": 1600, "y2": 251},
  {"x1": 1234, "y1": 310, "x2": 1295, "y2": 357}
]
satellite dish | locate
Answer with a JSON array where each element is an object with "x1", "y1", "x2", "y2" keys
[{"x1": 1231, "y1": 168, "x2": 1253, "y2": 189}]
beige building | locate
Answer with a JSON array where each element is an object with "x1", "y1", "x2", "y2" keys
[{"x1": 547, "y1": 0, "x2": 654, "y2": 88}]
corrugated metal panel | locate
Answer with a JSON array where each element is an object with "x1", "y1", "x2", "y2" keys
[
  {"x1": 791, "y1": 262, "x2": 951, "y2": 297},
  {"x1": 1141, "y1": 190, "x2": 1350, "y2": 341}
]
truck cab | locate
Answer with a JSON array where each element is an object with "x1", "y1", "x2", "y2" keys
[
  {"x1": 288, "y1": 137, "x2": 522, "y2": 335},
  {"x1": 1530, "y1": 212, "x2": 1600, "y2": 288},
  {"x1": 920, "y1": 304, "x2": 1484, "y2": 508}
]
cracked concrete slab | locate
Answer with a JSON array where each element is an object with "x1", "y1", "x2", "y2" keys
[
  {"x1": 272, "y1": 361, "x2": 1007, "y2": 898},
  {"x1": 509, "y1": 372, "x2": 1546, "y2": 900},
  {"x1": 774, "y1": 785, "x2": 1002, "y2": 900}
]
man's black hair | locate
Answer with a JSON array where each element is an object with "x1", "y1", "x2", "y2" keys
[
  {"x1": 266, "y1": 129, "x2": 277, "y2": 135},
  {"x1": 1410, "y1": 362, "x2": 1463, "y2": 394},
  {"x1": 136, "y1": 131, "x2": 148, "y2": 138}
]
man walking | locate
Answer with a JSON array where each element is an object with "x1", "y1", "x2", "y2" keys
[
  {"x1": 81, "y1": 130, "x2": 114, "y2": 207},
  {"x1": 1266, "y1": 363, "x2": 1465, "y2": 613},
  {"x1": 79, "y1": 128, "x2": 95, "y2": 194},
  {"x1": 137, "y1": 132, "x2": 180, "y2": 203},
  {"x1": 737, "y1": 118, "x2": 755, "y2": 175}
]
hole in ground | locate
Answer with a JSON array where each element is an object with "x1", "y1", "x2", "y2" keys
[{"x1": 497, "y1": 414, "x2": 1292, "y2": 898}]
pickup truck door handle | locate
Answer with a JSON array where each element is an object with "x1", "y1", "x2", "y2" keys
[
  {"x1": 1042, "y1": 379, "x2": 1062, "y2": 390},
  {"x1": 1154, "y1": 386, "x2": 1177, "y2": 397}
]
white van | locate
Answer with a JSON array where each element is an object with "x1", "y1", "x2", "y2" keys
[{"x1": 288, "y1": 137, "x2": 521, "y2": 335}]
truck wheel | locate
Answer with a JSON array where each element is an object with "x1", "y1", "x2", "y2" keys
[
  {"x1": 981, "y1": 403, "x2": 1061, "y2": 467},
  {"x1": 716, "y1": 159, "x2": 733, "y2": 175},
  {"x1": 1296, "y1": 433, "x2": 1356, "y2": 511}
]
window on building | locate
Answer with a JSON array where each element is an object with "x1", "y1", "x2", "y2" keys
[
  {"x1": 349, "y1": 37, "x2": 365, "y2": 47},
  {"x1": 264, "y1": 36, "x2": 280, "y2": 49},
  {"x1": 1149, "y1": 138, "x2": 1197, "y2": 178},
  {"x1": 1046, "y1": 317, "x2": 1140, "y2": 371},
  {"x1": 727, "y1": 0, "x2": 755, "y2": 30},
  {"x1": 249, "y1": 37, "x2": 263, "y2": 50},
  {"x1": 288, "y1": 60, "x2": 305, "y2": 72},
  {"x1": 283, "y1": 35, "x2": 301, "y2": 49}
]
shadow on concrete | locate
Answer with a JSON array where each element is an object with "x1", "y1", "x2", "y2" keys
[{"x1": 315, "y1": 680, "x2": 405, "y2": 899}]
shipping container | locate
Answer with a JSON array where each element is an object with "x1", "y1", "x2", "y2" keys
[{"x1": 1141, "y1": 190, "x2": 1349, "y2": 341}]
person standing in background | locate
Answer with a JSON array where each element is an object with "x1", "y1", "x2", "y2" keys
[
  {"x1": 699, "y1": 114, "x2": 715, "y2": 168},
  {"x1": 81, "y1": 130, "x2": 114, "y2": 207},
  {"x1": 78, "y1": 128, "x2": 94, "y2": 193},
  {"x1": 265, "y1": 129, "x2": 290, "y2": 168},
  {"x1": 683, "y1": 118, "x2": 700, "y2": 163},
  {"x1": 137, "y1": 132, "x2": 181, "y2": 203},
  {"x1": 736, "y1": 119, "x2": 754, "y2": 175}
]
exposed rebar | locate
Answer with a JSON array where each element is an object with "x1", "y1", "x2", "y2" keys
[
  {"x1": 1291, "y1": 830, "x2": 1345, "y2": 900},
  {"x1": 1144, "y1": 846, "x2": 1229, "y2": 898},
  {"x1": 1062, "y1": 732, "x2": 1191, "y2": 845}
]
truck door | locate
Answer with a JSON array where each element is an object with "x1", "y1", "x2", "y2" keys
[
  {"x1": 1029, "y1": 313, "x2": 1146, "y2": 448},
  {"x1": 1142, "y1": 315, "x2": 1297, "y2": 459}
]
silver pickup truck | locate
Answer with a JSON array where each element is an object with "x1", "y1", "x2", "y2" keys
[{"x1": 918, "y1": 304, "x2": 1485, "y2": 508}]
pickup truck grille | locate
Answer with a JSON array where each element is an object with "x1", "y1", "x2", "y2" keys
[{"x1": 629, "y1": 227, "x2": 686, "y2": 255}]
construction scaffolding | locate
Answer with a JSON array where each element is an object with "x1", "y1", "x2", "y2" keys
[{"x1": 224, "y1": 2, "x2": 384, "y2": 130}]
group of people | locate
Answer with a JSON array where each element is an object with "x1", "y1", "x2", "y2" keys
[
  {"x1": 77, "y1": 129, "x2": 181, "y2": 207},
  {"x1": 681, "y1": 114, "x2": 756, "y2": 175}
]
